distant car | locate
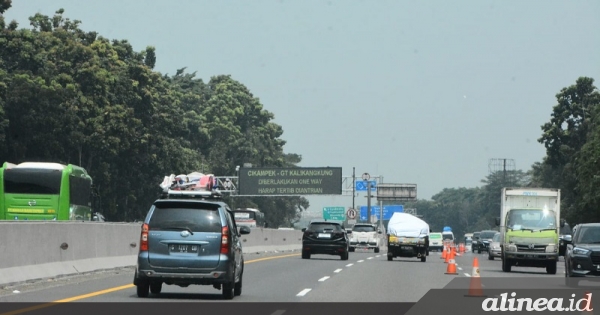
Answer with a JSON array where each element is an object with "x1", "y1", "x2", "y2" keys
[
  {"x1": 302, "y1": 221, "x2": 350, "y2": 260},
  {"x1": 442, "y1": 231, "x2": 455, "y2": 245},
  {"x1": 488, "y1": 232, "x2": 501, "y2": 260},
  {"x1": 133, "y1": 190, "x2": 251, "y2": 299},
  {"x1": 465, "y1": 237, "x2": 473, "y2": 248},
  {"x1": 559, "y1": 221, "x2": 573, "y2": 256},
  {"x1": 429, "y1": 232, "x2": 444, "y2": 251},
  {"x1": 471, "y1": 232, "x2": 481, "y2": 252},
  {"x1": 476, "y1": 230, "x2": 497, "y2": 254},
  {"x1": 349, "y1": 223, "x2": 381, "y2": 253},
  {"x1": 565, "y1": 223, "x2": 600, "y2": 286}
]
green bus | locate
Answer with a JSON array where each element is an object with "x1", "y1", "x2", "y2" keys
[{"x1": 0, "y1": 162, "x2": 93, "y2": 221}]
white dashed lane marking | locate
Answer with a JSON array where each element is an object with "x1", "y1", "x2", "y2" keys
[
  {"x1": 346, "y1": 263, "x2": 353, "y2": 267},
  {"x1": 296, "y1": 289, "x2": 312, "y2": 296},
  {"x1": 318, "y1": 276, "x2": 330, "y2": 282},
  {"x1": 358, "y1": 260, "x2": 364, "y2": 263},
  {"x1": 334, "y1": 269, "x2": 343, "y2": 273}
]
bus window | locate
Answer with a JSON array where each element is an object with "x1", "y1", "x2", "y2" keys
[{"x1": 4, "y1": 168, "x2": 62, "y2": 194}]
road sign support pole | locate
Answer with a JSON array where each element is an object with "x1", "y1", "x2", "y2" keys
[
  {"x1": 366, "y1": 180, "x2": 371, "y2": 223},
  {"x1": 352, "y1": 167, "x2": 355, "y2": 210}
]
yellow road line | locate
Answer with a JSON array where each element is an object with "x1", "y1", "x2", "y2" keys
[{"x1": 0, "y1": 253, "x2": 300, "y2": 315}]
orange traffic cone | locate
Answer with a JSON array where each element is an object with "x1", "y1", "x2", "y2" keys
[
  {"x1": 441, "y1": 245, "x2": 447, "y2": 260},
  {"x1": 445, "y1": 256, "x2": 458, "y2": 275},
  {"x1": 444, "y1": 247, "x2": 451, "y2": 263},
  {"x1": 452, "y1": 244, "x2": 460, "y2": 257},
  {"x1": 465, "y1": 257, "x2": 486, "y2": 297}
]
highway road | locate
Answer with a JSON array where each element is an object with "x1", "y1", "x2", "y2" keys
[{"x1": 0, "y1": 248, "x2": 567, "y2": 306}]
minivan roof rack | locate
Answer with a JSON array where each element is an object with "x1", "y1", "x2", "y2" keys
[{"x1": 159, "y1": 189, "x2": 223, "y2": 200}]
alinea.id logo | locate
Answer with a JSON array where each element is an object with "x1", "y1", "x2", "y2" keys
[{"x1": 482, "y1": 292, "x2": 593, "y2": 312}]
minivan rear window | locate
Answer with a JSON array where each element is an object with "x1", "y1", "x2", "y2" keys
[
  {"x1": 149, "y1": 202, "x2": 222, "y2": 233},
  {"x1": 430, "y1": 234, "x2": 442, "y2": 239},
  {"x1": 308, "y1": 223, "x2": 342, "y2": 232}
]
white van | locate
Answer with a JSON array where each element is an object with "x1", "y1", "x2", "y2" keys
[{"x1": 442, "y1": 231, "x2": 454, "y2": 244}]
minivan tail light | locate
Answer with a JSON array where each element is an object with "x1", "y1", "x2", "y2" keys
[
  {"x1": 221, "y1": 226, "x2": 229, "y2": 254},
  {"x1": 140, "y1": 223, "x2": 149, "y2": 251}
]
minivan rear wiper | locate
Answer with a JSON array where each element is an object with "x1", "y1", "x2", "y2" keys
[{"x1": 160, "y1": 227, "x2": 194, "y2": 235}]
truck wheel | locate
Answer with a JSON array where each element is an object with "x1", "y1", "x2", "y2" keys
[
  {"x1": 420, "y1": 255, "x2": 426, "y2": 262},
  {"x1": 488, "y1": 253, "x2": 494, "y2": 260},
  {"x1": 502, "y1": 257, "x2": 511, "y2": 272},
  {"x1": 387, "y1": 253, "x2": 393, "y2": 261},
  {"x1": 374, "y1": 247, "x2": 380, "y2": 253},
  {"x1": 349, "y1": 247, "x2": 355, "y2": 252},
  {"x1": 477, "y1": 248, "x2": 481, "y2": 254},
  {"x1": 546, "y1": 261, "x2": 557, "y2": 275}
]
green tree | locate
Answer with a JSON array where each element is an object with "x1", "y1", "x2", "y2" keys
[{"x1": 534, "y1": 77, "x2": 600, "y2": 222}]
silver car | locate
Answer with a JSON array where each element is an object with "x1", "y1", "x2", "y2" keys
[
  {"x1": 488, "y1": 232, "x2": 501, "y2": 260},
  {"x1": 133, "y1": 191, "x2": 251, "y2": 299}
]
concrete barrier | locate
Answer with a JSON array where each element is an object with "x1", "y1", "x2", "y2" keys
[{"x1": 0, "y1": 222, "x2": 303, "y2": 286}]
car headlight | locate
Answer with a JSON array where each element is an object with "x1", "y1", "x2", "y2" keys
[
  {"x1": 573, "y1": 248, "x2": 590, "y2": 255},
  {"x1": 492, "y1": 245, "x2": 500, "y2": 250},
  {"x1": 545, "y1": 245, "x2": 557, "y2": 253},
  {"x1": 508, "y1": 244, "x2": 517, "y2": 252}
]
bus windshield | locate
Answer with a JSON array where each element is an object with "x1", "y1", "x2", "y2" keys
[{"x1": 4, "y1": 168, "x2": 62, "y2": 194}]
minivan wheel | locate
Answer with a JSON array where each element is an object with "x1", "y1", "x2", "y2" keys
[
  {"x1": 222, "y1": 282, "x2": 234, "y2": 300},
  {"x1": 150, "y1": 282, "x2": 162, "y2": 294},
  {"x1": 374, "y1": 247, "x2": 380, "y2": 253},
  {"x1": 136, "y1": 282, "x2": 150, "y2": 298},
  {"x1": 234, "y1": 270, "x2": 243, "y2": 296}
]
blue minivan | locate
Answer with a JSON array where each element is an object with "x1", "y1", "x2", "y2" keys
[{"x1": 133, "y1": 190, "x2": 251, "y2": 299}]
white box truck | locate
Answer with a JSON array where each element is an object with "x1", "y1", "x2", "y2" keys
[{"x1": 496, "y1": 187, "x2": 563, "y2": 274}]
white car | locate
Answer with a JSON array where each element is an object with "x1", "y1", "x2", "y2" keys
[
  {"x1": 429, "y1": 232, "x2": 443, "y2": 251},
  {"x1": 349, "y1": 224, "x2": 382, "y2": 253}
]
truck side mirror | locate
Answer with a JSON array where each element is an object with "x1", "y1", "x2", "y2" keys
[
  {"x1": 495, "y1": 217, "x2": 500, "y2": 226},
  {"x1": 301, "y1": 228, "x2": 306, "y2": 232},
  {"x1": 560, "y1": 219, "x2": 565, "y2": 228}
]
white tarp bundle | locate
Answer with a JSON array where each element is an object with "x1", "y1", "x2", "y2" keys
[{"x1": 387, "y1": 212, "x2": 430, "y2": 238}]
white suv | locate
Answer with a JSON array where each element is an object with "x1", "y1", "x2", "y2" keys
[{"x1": 349, "y1": 224, "x2": 382, "y2": 253}]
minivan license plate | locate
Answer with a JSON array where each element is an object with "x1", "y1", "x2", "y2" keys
[
  {"x1": 318, "y1": 233, "x2": 331, "y2": 238},
  {"x1": 170, "y1": 244, "x2": 198, "y2": 253}
]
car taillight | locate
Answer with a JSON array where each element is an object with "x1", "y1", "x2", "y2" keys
[
  {"x1": 221, "y1": 226, "x2": 229, "y2": 254},
  {"x1": 140, "y1": 223, "x2": 149, "y2": 251}
]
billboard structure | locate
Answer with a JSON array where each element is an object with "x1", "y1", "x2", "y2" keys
[
  {"x1": 376, "y1": 184, "x2": 417, "y2": 201},
  {"x1": 238, "y1": 167, "x2": 343, "y2": 196}
]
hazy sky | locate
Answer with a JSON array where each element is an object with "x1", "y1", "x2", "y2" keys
[{"x1": 6, "y1": 0, "x2": 600, "y2": 214}]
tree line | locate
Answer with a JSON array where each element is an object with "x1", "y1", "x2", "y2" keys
[{"x1": 0, "y1": 3, "x2": 308, "y2": 227}]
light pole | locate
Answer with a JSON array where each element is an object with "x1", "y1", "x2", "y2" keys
[{"x1": 235, "y1": 165, "x2": 240, "y2": 195}]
